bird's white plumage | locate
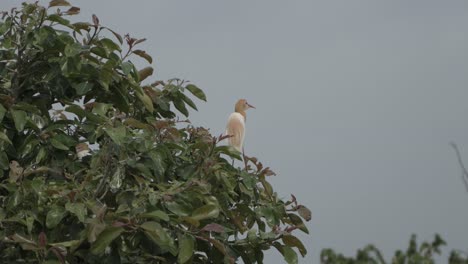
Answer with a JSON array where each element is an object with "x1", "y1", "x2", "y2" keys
[{"x1": 225, "y1": 112, "x2": 245, "y2": 152}]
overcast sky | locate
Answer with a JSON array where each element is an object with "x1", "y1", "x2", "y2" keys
[{"x1": 2, "y1": 1, "x2": 468, "y2": 263}]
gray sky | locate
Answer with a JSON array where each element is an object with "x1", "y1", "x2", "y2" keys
[{"x1": 3, "y1": 0, "x2": 468, "y2": 262}]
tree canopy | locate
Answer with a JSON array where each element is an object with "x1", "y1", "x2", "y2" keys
[
  {"x1": 320, "y1": 234, "x2": 468, "y2": 264},
  {"x1": 0, "y1": 1, "x2": 310, "y2": 263}
]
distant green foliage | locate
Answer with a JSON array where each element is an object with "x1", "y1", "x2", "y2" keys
[
  {"x1": 321, "y1": 234, "x2": 468, "y2": 264},
  {"x1": 0, "y1": 1, "x2": 310, "y2": 263},
  {"x1": 450, "y1": 251, "x2": 468, "y2": 264}
]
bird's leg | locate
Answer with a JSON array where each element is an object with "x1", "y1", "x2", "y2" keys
[{"x1": 242, "y1": 147, "x2": 248, "y2": 170}]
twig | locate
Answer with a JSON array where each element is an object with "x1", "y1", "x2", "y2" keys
[
  {"x1": 242, "y1": 148, "x2": 249, "y2": 171},
  {"x1": 450, "y1": 142, "x2": 468, "y2": 193},
  {"x1": 23, "y1": 167, "x2": 63, "y2": 178}
]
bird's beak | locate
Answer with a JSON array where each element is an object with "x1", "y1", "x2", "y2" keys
[{"x1": 247, "y1": 103, "x2": 256, "y2": 109}]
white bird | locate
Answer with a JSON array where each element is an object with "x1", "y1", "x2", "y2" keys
[{"x1": 225, "y1": 99, "x2": 255, "y2": 153}]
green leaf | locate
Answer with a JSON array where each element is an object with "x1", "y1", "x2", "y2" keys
[
  {"x1": 87, "y1": 219, "x2": 106, "y2": 243},
  {"x1": 0, "y1": 132, "x2": 12, "y2": 145},
  {"x1": 132, "y1": 162, "x2": 153, "y2": 178},
  {"x1": 46, "y1": 207, "x2": 66, "y2": 229},
  {"x1": 140, "y1": 221, "x2": 159, "y2": 232},
  {"x1": 49, "y1": 0, "x2": 71, "y2": 7},
  {"x1": 0, "y1": 151, "x2": 9, "y2": 170},
  {"x1": 109, "y1": 166, "x2": 124, "y2": 192},
  {"x1": 138, "y1": 67, "x2": 154, "y2": 82},
  {"x1": 50, "y1": 138, "x2": 69, "y2": 150},
  {"x1": 288, "y1": 213, "x2": 309, "y2": 234},
  {"x1": 47, "y1": 14, "x2": 70, "y2": 26},
  {"x1": 54, "y1": 133, "x2": 77, "y2": 147},
  {"x1": 0, "y1": 103, "x2": 6, "y2": 122},
  {"x1": 92, "y1": 103, "x2": 112, "y2": 117},
  {"x1": 178, "y1": 234, "x2": 195, "y2": 263},
  {"x1": 247, "y1": 228, "x2": 257, "y2": 242},
  {"x1": 165, "y1": 201, "x2": 192, "y2": 217},
  {"x1": 65, "y1": 104, "x2": 86, "y2": 119},
  {"x1": 91, "y1": 46, "x2": 108, "y2": 59},
  {"x1": 191, "y1": 204, "x2": 220, "y2": 221},
  {"x1": 215, "y1": 145, "x2": 242, "y2": 160},
  {"x1": 140, "y1": 210, "x2": 169, "y2": 222},
  {"x1": 13, "y1": 102, "x2": 41, "y2": 114},
  {"x1": 136, "y1": 91, "x2": 154, "y2": 113},
  {"x1": 30, "y1": 114, "x2": 47, "y2": 130},
  {"x1": 282, "y1": 246, "x2": 298, "y2": 264},
  {"x1": 90, "y1": 226, "x2": 124, "y2": 255},
  {"x1": 104, "y1": 126, "x2": 126, "y2": 145},
  {"x1": 11, "y1": 110, "x2": 28, "y2": 131},
  {"x1": 9, "y1": 234, "x2": 37, "y2": 251},
  {"x1": 173, "y1": 97, "x2": 189, "y2": 117},
  {"x1": 72, "y1": 22, "x2": 91, "y2": 31},
  {"x1": 149, "y1": 150, "x2": 165, "y2": 177},
  {"x1": 25, "y1": 216, "x2": 34, "y2": 234},
  {"x1": 141, "y1": 221, "x2": 176, "y2": 255},
  {"x1": 65, "y1": 202, "x2": 87, "y2": 223},
  {"x1": 186, "y1": 84, "x2": 206, "y2": 101},
  {"x1": 49, "y1": 240, "x2": 81, "y2": 248},
  {"x1": 73, "y1": 81, "x2": 94, "y2": 95},
  {"x1": 256, "y1": 206, "x2": 279, "y2": 226},
  {"x1": 121, "y1": 62, "x2": 133, "y2": 76},
  {"x1": 8, "y1": 189, "x2": 23, "y2": 208},
  {"x1": 100, "y1": 38, "x2": 121, "y2": 52},
  {"x1": 181, "y1": 216, "x2": 200, "y2": 227},
  {"x1": 64, "y1": 42, "x2": 83, "y2": 57},
  {"x1": 282, "y1": 235, "x2": 307, "y2": 257},
  {"x1": 30, "y1": 178, "x2": 45, "y2": 193},
  {"x1": 42, "y1": 260, "x2": 61, "y2": 264},
  {"x1": 105, "y1": 28, "x2": 123, "y2": 45},
  {"x1": 181, "y1": 93, "x2": 198, "y2": 111},
  {"x1": 124, "y1": 118, "x2": 149, "y2": 129},
  {"x1": 133, "y1": 50, "x2": 153, "y2": 64}
]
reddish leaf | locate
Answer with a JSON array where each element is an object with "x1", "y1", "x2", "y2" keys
[
  {"x1": 133, "y1": 50, "x2": 153, "y2": 64},
  {"x1": 112, "y1": 221, "x2": 127, "y2": 227},
  {"x1": 92, "y1": 14, "x2": 99, "y2": 26},
  {"x1": 134, "y1": 38, "x2": 147, "y2": 45},
  {"x1": 104, "y1": 27, "x2": 123, "y2": 44},
  {"x1": 67, "y1": 191, "x2": 76, "y2": 202},
  {"x1": 138, "y1": 67, "x2": 154, "y2": 82},
  {"x1": 282, "y1": 234, "x2": 307, "y2": 257},
  {"x1": 49, "y1": 246, "x2": 66, "y2": 264},
  {"x1": 66, "y1": 6, "x2": 80, "y2": 15},
  {"x1": 201, "y1": 223, "x2": 225, "y2": 233},
  {"x1": 291, "y1": 194, "x2": 297, "y2": 203},
  {"x1": 125, "y1": 34, "x2": 136, "y2": 46},
  {"x1": 38, "y1": 232, "x2": 47, "y2": 248},
  {"x1": 297, "y1": 205, "x2": 311, "y2": 221}
]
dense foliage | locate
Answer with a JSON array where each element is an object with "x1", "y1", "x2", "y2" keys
[
  {"x1": 320, "y1": 234, "x2": 468, "y2": 264},
  {"x1": 0, "y1": 1, "x2": 310, "y2": 263}
]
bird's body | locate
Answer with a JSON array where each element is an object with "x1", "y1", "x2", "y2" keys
[
  {"x1": 225, "y1": 112, "x2": 246, "y2": 152},
  {"x1": 225, "y1": 99, "x2": 255, "y2": 152}
]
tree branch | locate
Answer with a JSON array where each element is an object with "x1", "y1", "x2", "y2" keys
[{"x1": 450, "y1": 142, "x2": 468, "y2": 193}]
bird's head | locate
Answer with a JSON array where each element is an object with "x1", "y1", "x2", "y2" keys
[{"x1": 235, "y1": 99, "x2": 255, "y2": 112}]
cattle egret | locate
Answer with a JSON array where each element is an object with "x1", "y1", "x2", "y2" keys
[{"x1": 225, "y1": 99, "x2": 255, "y2": 153}]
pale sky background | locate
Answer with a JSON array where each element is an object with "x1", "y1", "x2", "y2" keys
[{"x1": 2, "y1": 1, "x2": 468, "y2": 263}]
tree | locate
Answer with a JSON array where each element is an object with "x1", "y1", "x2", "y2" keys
[
  {"x1": 0, "y1": 1, "x2": 310, "y2": 263},
  {"x1": 320, "y1": 234, "x2": 468, "y2": 264}
]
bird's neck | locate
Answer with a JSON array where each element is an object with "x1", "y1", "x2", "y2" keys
[{"x1": 237, "y1": 110, "x2": 246, "y2": 121}]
